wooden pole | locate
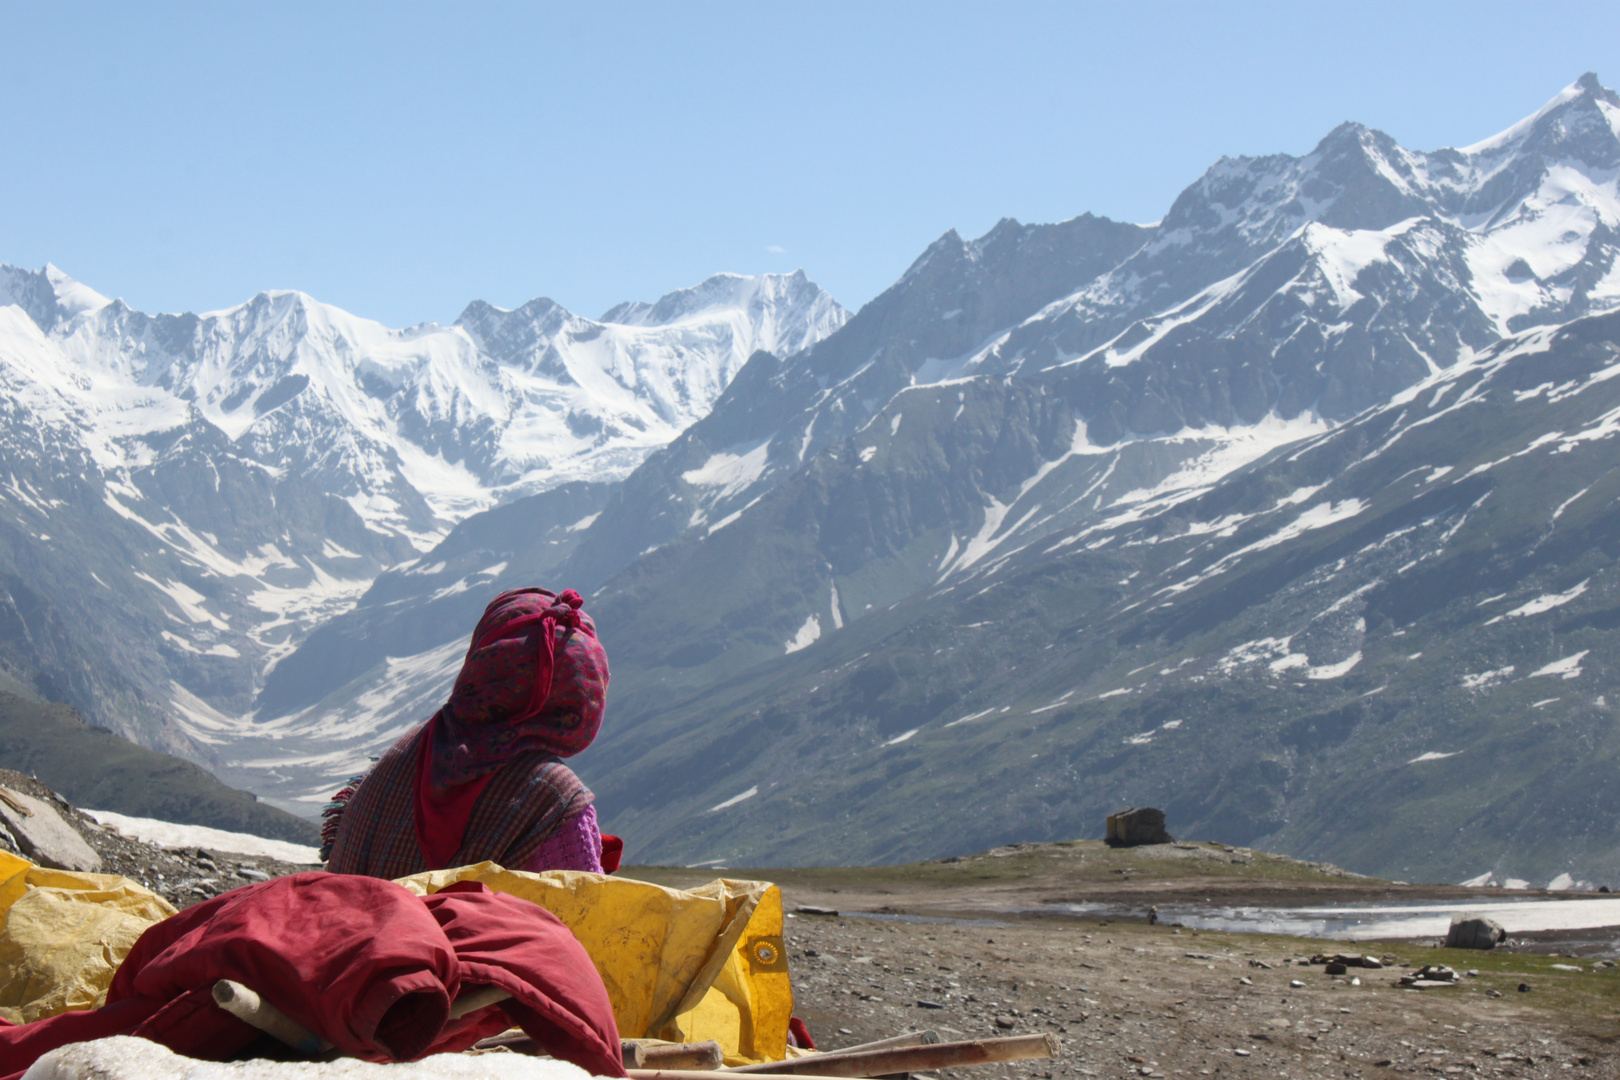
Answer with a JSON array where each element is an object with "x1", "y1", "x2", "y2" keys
[
  {"x1": 720, "y1": 1033, "x2": 1061, "y2": 1077},
  {"x1": 212, "y1": 979, "x2": 333, "y2": 1056},
  {"x1": 809, "y1": 1032, "x2": 940, "y2": 1059},
  {"x1": 448, "y1": 985, "x2": 511, "y2": 1020},
  {"x1": 640, "y1": 1041, "x2": 727, "y2": 1070}
]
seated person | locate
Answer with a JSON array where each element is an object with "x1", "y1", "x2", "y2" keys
[{"x1": 323, "y1": 587, "x2": 611, "y2": 877}]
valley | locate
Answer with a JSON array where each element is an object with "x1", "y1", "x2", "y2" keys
[{"x1": 0, "y1": 74, "x2": 1617, "y2": 888}]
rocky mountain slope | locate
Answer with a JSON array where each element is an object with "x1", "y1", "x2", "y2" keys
[
  {"x1": 228, "y1": 77, "x2": 1620, "y2": 883},
  {"x1": 0, "y1": 692, "x2": 316, "y2": 844},
  {"x1": 589, "y1": 308, "x2": 1620, "y2": 886},
  {"x1": 0, "y1": 266, "x2": 844, "y2": 761},
  {"x1": 4, "y1": 76, "x2": 1619, "y2": 879}
]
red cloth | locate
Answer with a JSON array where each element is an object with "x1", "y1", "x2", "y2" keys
[
  {"x1": 600, "y1": 834, "x2": 623, "y2": 874},
  {"x1": 413, "y1": 719, "x2": 498, "y2": 868},
  {"x1": 0, "y1": 873, "x2": 624, "y2": 1080}
]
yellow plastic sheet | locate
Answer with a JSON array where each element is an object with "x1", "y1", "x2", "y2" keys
[
  {"x1": 394, "y1": 864, "x2": 793, "y2": 1065},
  {"x1": 0, "y1": 852, "x2": 176, "y2": 1024}
]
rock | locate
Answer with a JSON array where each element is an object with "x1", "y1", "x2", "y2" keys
[
  {"x1": 1399, "y1": 964, "x2": 1459, "y2": 988},
  {"x1": 1290, "y1": 980, "x2": 1306, "y2": 989},
  {"x1": 917, "y1": 999, "x2": 944, "y2": 1009},
  {"x1": 1517, "y1": 983, "x2": 1533, "y2": 993},
  {"x1": 1445, "y1": 914, "x2": 1507, "y2": 950},
  {"x1": 994, "y1": 1016, "x2": 1017, "y2": 1029},
  {"x1": 0, "y1": 786, "x2": 101, "y2": 872},
  {"x1": 796, "y1": 905, "x2": 839, "y2": 916},
  {"x1": 1325, "y1": 962, "x2": 1349, "y2": 975},
  {"x1": 1106, "y1": 807, "x2": 1173, "y2": 847}
]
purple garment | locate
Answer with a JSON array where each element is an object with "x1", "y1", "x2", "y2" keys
[{"x1": 515, "y1": 803, "x2": 603, "y2": 874}]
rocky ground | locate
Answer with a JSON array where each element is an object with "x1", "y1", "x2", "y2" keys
[
  {"x1": 632, "y1": 841, "x2": 1620, "y2": 1080},
  {"x1": 0, "y1": 768, "x2": 319, "y2": 908},
  {"x1": 1, "y1": 769, "x2": 1615, "y2": 1080}
]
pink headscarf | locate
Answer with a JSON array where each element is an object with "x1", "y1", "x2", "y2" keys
[{"x1": 423, "y1": 587, "x2": 610, "y2": 797}]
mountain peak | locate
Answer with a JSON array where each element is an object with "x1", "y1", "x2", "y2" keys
[
  {"x1": 0, "y1": 263, "x2": 111, "y2": 332},
  {"x1": 598, "y1": 271, "x2": 832, "y2": 327},
  {"x1": 1457, "y1": 72, "x2": 1620, "y2": 160}
]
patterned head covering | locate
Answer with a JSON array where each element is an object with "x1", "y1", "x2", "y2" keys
[{"x1": 425, "y1": 587, "x2": 609, "y2": 796}]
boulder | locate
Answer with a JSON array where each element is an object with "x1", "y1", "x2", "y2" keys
[
  {"x1": 0, "y1": 787, "x2": 101, "y2": 873},
  {"x1": 1444, "y1": 913, "x2": 1506, "y2": 950},
  {"x1": 1106, "y1": 807, "x2": 1173, "y2": 847}
]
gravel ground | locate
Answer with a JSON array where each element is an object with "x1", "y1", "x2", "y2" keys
[
  {"x1": 0, "y1": 768, "x2": 319, "y2": 908},
  {"x1": 781, "y1": 907, "x2": 1619, "y2": 1080},
  {"x1": 2, "y1": 768, "x2": 1614, "y2": 1080}
]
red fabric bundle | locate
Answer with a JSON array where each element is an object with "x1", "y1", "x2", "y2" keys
[{"x1": 0, "y1": 873, "x2": 625, "y2": 1080}]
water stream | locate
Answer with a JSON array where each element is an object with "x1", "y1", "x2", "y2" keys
[{"x1": 1051, "y1": 896, "x2": 1620, "y2": 941}]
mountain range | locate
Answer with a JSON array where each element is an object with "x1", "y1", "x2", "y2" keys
[{"x1": 1, "y1": 74, "x2": 1617, "y2": 883}]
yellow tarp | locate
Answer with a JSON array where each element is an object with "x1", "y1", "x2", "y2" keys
[
  {"x1": 394, "y1": 864, "x2": 793, "y2": 1066},
  {"x1": 0, "y1": 850, "x2": 793, "y2": 1067},
  {"x1": 0, "y1": 850, "x2": 177, "y2": 1024}
]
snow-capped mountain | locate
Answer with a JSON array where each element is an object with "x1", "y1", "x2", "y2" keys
[
  {"x1": 5, "y1": 74, "x2": 1620, "y2": 881},
  {"x1": 586, "y1": 306, "x2": 1620, "y2": 885},
  {"x1": 982, "y1": 71, "x2": 1620, "y2": 367},
  {"x1": 225, "y1": 76, "x2": 1620, "y2": 884},
  {"x1": 0, "y1": 266, "x2": 845, "y2": 751}
]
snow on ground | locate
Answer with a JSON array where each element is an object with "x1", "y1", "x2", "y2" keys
[
  {"x1": 1306, "y1": 652, "x2": 1362, "y2": 680},
  {"x1": 1460, "y1": 666, "x2": 1515, "y2": 690},
  {"x1": 82, "y1": 810, "x2": 320, "y2": 863},
  {"x1": 1530, "y1": 650, "x2": 1590, "y2": 680},
  {"x1": 1161, "y1": 896, "x2": 1620, "y2": 941},
  {"x1": 783, "y1": 614, "x2": 821, "y2": 654},
  {"x1": 707, "y1": 787, "x2": 758, "y2": 813},
  {"x1": 1486, "y1": 579, "x2": 1590, "y2": 624},
  {"x1": 25, "y1": 1037, "x2": 597, "y2": 1080},
  {"x1": 681, "y1": 440, "x2": 771, "y2": 501},
  {"x1": 944, "y1": 707, "x2": 999, "y2": 728}
]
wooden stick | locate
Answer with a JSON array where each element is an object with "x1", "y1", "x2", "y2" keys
[
  {"x1": 474, "y1": 1031, "x2": 538, "y2": 1053},
  {"x1": 624, "y1": 1042, "x2": 649, "y2": 1068},
  {"x1": 448, "y1": 985, "x2": 511, "y2": 1021},
  {"x1": 212, "y1": 979, "x2": 333, "y2": 1056},
  {"x1": 640, "y1": 1042, "x2": 726, "y2": 1070},
  {"x1": 803, "y1": 1032, "x2": 940, "y2": 1060},
  {"x1": 720, "y1": 1033, "x2": 1061, "y2": 1077}
]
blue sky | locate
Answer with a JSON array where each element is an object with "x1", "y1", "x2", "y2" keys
[{"x1": 1, "y1": 2, "x2": 1615, "y2": 327}]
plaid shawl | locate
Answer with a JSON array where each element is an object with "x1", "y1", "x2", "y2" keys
[{"x1": 325, "y1": 722, "x2": 592, "y2": 879}]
